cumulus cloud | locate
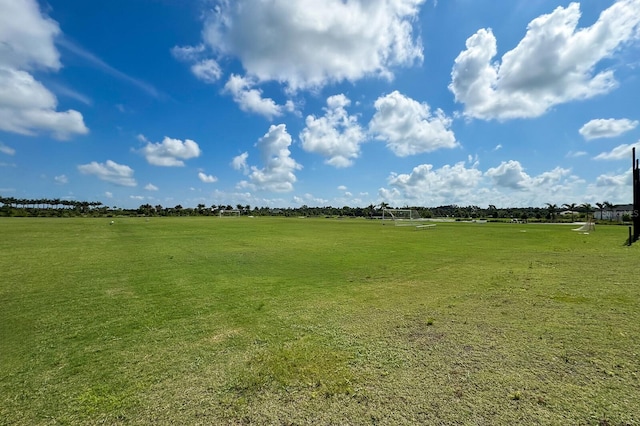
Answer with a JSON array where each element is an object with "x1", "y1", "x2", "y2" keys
[
  {"x1": 379, "y1": 159, "x2": 585, "y2": 207},
  {"x1": 194, "y1": 0, "x2": 424, "y2": 91},
  {"x1": 293, "y1": 193, "x2": 329, "y2": 206},
  {"x1": 78, "y1": 160, "x2": 137, "y2": 187},
  {"x1": 593, "y1": 142, "x2": 640, "y2": 160},
  {"x1": 450, "y1": 1, "x2": 640, "y2": 120},
  {"x1": 0, "y1": 5, "x2": 87, "y2": 137},
  {"x1": 486, "y1": 160, "x2": 571, "y2": 191},
  {"x1": 172, "y1": 44, "x2": 222, "y2": 83},
  {"x1": 54, "y1": 174, "x2": 68, "y2": 184},
  {"x1": 198, "y1": 172, "x2": 218, "y2": 183},
  {"x1": 237, "y1": 124, "x2": 301, "y2": 192},
  {"x1": 595, "y1": 170, "x2": 632, "y2": 187},
  {"x1": 0, "y1": 0, "x2": 89, "y2": 139},
  {"x1": 191, "y1": 59, "x2": 222, "y2": 83},
  {"x1": 300, "y1": 94, "x2": 365, "y2": 167},
  {"x1": 0, "y1": 69, "x2": 89, "y2": 138},
  {"x1": 145, "y1": 183, "x2": 159, "y2": 191},
  {"x1": 370, "y1": 91, "x2": 458, "y2": 156},
  {"x1": 579, "y1": 118, "x2": 639, "y2": 140},
  {"x1": 231, "y1": 152, "x2": 249, "y2": 173},
  {"x1": 140, "y1": 135, "x2": 201, "y2": 166},
  {"x1": 485, "y1": 160, "x2": 529, "y2": 189},
  {"x1": 223, "y1": 74, "x2": 283, "y2": 119},
  {"x1": 0, "y1": 0, "x2": 61, "y2": 70},
  {"x1": 384, "y1": 162, "x2": 483, "y2": 203}
]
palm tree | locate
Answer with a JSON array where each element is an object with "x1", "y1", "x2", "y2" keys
[
  {"x1": 563, "y1": 203, "x2": 577, "y2": 222},
  {"x1": 580, "y1": 203, "x2": 594, "y2": 222},
  {"x1": 545, "y1": 203, "x2": 558, "y2": 222},
  {"x1": 603, "y1": 201, "x2": 614, "y2": 222},
  {"x1": 595, "y1": 202, "x2": 604, "y2": 221}
]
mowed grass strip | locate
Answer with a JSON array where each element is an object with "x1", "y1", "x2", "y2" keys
[{"x1": 1, "y1": 217, "x2": 639, "y2": 425}]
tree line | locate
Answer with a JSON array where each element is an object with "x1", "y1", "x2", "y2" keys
[{"x1": 1, "y1": 196, "x2": 628, "y2": 222}]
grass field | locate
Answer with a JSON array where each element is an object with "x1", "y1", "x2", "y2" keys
[{"x1": 1, "y1": 217, "x2": 639, "y2": 425}]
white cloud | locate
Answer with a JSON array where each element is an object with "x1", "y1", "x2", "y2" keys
[
  {"x1": 237, "y1": 124, "x2": 302, "y2": 192},
  {"x1": 223, "y1": 74, "x2": 282, "y2": 119},
  {"x1": 54, "y1": 174, "x2": 68, "y2": 184},
  {"x1": 450, "y1": 1, "x2": 640, "y2": 120},
  {"x1": 231, "y1": 152, "x2": 249, "y2": 173},
  {"x1": 595, "y1": 170, "x2": 632, "y2": 187},
  {"x1": 172, "y1": 44, "x2": 222, "y2": 83},
  {"x1": 566, "y1": 150, "x2": 588, "y2": 158},
  {"x1": 293, "y1": 193, "x2": 329, "y2": 206},
  {"x1": 300, "y1": 94, "x2": 365, "y2": 167},
  {"x1": 141, "y1": 136, "x2": 201, "y2": 166},
  {"x1": 191, "y1": 59, "x2": 222, "y2": 83},
  {"x1": 0, "y1": 0, "x2": 60, "y2": 70},
  {"x1": 337, "y1": 185, "x2": 348, "y2": 191},
  {"x1": 171, "y1": 44, "x2": 206, "y2": 62},
  {"x1": 198, "y1": 172, "x2": 218, "y2": 183},
  {"x1": 486, "y1": 160, "x2": 571, "y2": 191},
  {"x1": 384, "y1": 162, "x2": 483, "y2": 204},
  {"x1": 579, "y1": 118, "x2": 639, "y2": 140},
  {"x1": 145, "y1": 183, "x2": 159, "y2": 191},
  {"x1": 485, "y1": 160, "x2": 529, "y2": 189},
  {"x1": 0, "y1": 1, "x2": 88, "y2": 139},
  {"x1": 593, "y1": 142, "x2": 640, "y2": 160},
  {"x1": 370, "y1": 91, "x2": 458, "y2": 156},
  {"x1": 0, "y1": 69, "x2": 88, "y2": 139},
  {"x1": 78, "y1": 160, "x2": 137, "y2": 187},
  {"x1": 105, "y1": 191, "x2": 113, "y2": 199},
  {"x1": 379, "y1": 159, "x2": 585, "y2": 207},
  {"x1": 0, "y1": 142, "x2": 15, "y2": 155},
  {"x1": 199, "y1": 0, "x2": 424, "y2": 91}
]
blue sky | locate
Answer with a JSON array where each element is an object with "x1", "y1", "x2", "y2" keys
[{"x1": 1, "y1": 0, "x2": 639, "y2": 209}]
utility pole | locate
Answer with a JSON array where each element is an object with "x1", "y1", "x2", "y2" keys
[{"x1": 633, "y1": 147, "x2": 639, "y2": 242}]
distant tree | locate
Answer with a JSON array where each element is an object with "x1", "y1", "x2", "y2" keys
[
  {"x1": 580, "y1": 203, "x2": 594, "y2": 222},
  {"x1": 596, "y1": 202, "x2": 604, "y2": 220},
  {"x1": 562, "y1": 203, "x2": 577, "y2": 222},
  {"x1": 545, "y1": 203, "x2": 558, "y2": 222},
  {"x1": 603, "y1": 201, "x2": 614, "y2": 222}
]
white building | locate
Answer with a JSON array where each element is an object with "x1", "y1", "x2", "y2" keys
[{"x1": 594, "y1": 204, "x2": 635, "y2": 221}]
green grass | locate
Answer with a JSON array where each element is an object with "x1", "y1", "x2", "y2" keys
[{"x1": 1, "y1": 217, "x2": 639, "y2": 425}]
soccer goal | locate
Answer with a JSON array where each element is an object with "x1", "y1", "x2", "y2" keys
[
  {"x1": 219, "y1": 209, "x2": 241, "y2": 218},
  {"x1": 572, "y1": 222, "x2": 595, "y2": 232},
  {"x1": 382, "y1": 208, "x2": 424, "y2": 226}
]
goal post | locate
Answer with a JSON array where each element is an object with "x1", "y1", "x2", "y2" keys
[
  {"x1": 382, "y1": 208, "x2": 423, "y2": 226},
  {"x1": 572, "y1": 222, "x2": 595, "y2": 232},
  {"x1": 219, "y1": 208, "x2": 241, "y2": 218}
]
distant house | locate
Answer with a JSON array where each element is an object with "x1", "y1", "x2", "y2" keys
[{"x1": 594, "y1": 204, "x2": 634, "y2": 221}]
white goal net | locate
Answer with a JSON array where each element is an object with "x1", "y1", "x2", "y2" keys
[
  {"x1": 219, "y1": 209, "x2": 241, "y2": 218},
  {"x1": 572, "y1": 222, "x2": 595, "y2": 232},
  {"x1": 382, "y1": 208, "x2": 423, "y2": 226}
]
